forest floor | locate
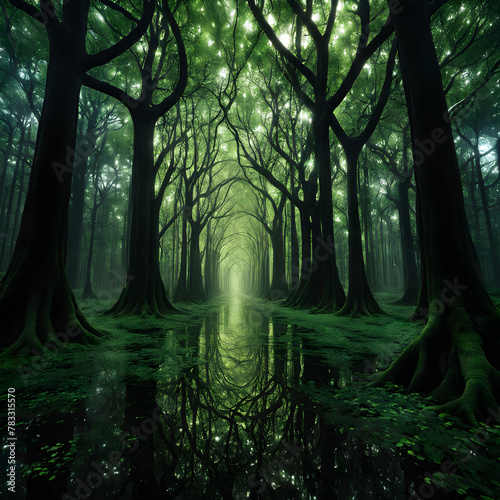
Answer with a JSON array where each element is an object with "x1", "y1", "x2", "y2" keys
[{"x1": 1, "y1": 290, "x2": 500, "y2": 498}]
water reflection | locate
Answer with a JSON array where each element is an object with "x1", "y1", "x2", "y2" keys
[{"x1": 13, "y1": 296, "x2": 429, "y2": 499}]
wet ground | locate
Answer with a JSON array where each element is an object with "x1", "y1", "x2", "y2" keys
[{"x1": 1, "y1": 296, "x2": 500, "y2": 499}]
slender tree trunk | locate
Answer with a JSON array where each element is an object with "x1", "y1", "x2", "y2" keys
[
  {"x1": 0, "y1": 126, "x2": 14, "y2": 251},
  {"x1": 187, "y1": 221, "x2": 206, "y2": 302},
  {"x1": 289, "y1": 200, "x2": 300, "y2": 291},
  {"x1": 67, "y1": 116, "x2": 97, "y2": 288},
  {"x1": 474, "y1": 145, "x2": 500, "y2": 286},
  {"x1": 0, "y1": 126, "x2": 25, "y2": 268},
  {"x1": 174, "y1": 206, "x2": 191, "y2": 302},
  {"x1": 10, "y1": 156, "x2": 26, "y2": 263},
  {"x1": 466, "y1": 163, "x2": 481, "y2": 240},
  {"x1": 82, "y1": 191, "x2": 98, "y2": 299},
  {"x1": 397, "y1": 179, "x2": 420, "y2": 304},
  {"x1": 286, "y1": 206, "x2": 312, "y2": 306},
  {"x1": 314, "y1": 113, "x2": 345, "y2": 310},
  {"x1": 339, "y1": 146, "x2": 383, "y2": 316}
]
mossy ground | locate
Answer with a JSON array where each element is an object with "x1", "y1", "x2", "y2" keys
[{"x1": 0, "y1": 290, "x2": 499, "y2": 498}]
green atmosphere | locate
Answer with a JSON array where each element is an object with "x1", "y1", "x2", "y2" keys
[{"x1": 1, "y1": 0, "x2": 500, "y2": 498}]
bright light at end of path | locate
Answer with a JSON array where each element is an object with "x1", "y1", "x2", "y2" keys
[{"x1": 228, "y1": 271, "x2": 243, "y2": 295}]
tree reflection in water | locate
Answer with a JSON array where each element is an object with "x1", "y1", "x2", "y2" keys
[{"x1": 18, "y1": 297, "x2": 413, "y2": 499}]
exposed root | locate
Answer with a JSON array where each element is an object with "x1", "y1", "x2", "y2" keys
[
  {"x1": 0, "y1": 281, "x2": 102, "y2": 360},
  {"x1": 107, "y1": 280, "x2": 179, "y2": 317},
  {"x1": 369, "y1": 303, "x2": 500, "y2": 424},
  {"x1": 337, "y1": 290, "x2": 384, "y2": 318}
]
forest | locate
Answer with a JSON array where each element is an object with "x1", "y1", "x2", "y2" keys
[{"x1": 0, "y1": 0, "x2": 500, "y2": 498}]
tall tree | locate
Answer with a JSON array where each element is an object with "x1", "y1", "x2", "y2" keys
[
  {"x1": 372, "y1": 0, "x2": 500, "y2": 423},
  {"x1": 84, "y1": 0, "x2": 187, "y2": 316},
  {"x1": 0, "y1": 0, "x2": 153, "y2": 355}
]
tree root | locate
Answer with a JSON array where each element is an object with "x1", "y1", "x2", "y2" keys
[
  {"x1": 107, "y1": 280, "x2": 179, "y2": 317},
  {"x1": 369, "y1": 303, "x2": 500, "y2": 424},
  {"x1": 0, "y1": 281, "x2": 102, "y2": 360},
  {"x1": 337, "y1": 289, "x2": 384, "y2": 318}
]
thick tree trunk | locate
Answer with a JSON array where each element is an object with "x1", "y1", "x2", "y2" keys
[
  {"x1": 0, "y1": 47, "x2": 101, "y2": 355},
  {"x1": 106, "y1": 116, "x2": 176, "y2": 316},
  {"x1": 372, "y1": 0, "x2": 500, "y2": 424},
  {"x1": 339, "y1": 147, "x2": 383, "y2": 316}
]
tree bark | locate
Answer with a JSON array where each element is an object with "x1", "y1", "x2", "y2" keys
[
  {"x1": 187, "y1": 220, "x2": 206, "y2": 302},
  {"x1": 372, "y1": 0, "x2": 500, "y2": 424},
  {"x1": 338, "y1": 145, "x2": 383, "y2": 316},
  {"x1": 107, "y1": 116, "x2": 176, "y2": 315},
  {"x1": 397, "y1": 178, "x2": 420, "y2": 304},
  {"x1": 0, "y1": 37, "x2": 101, "y2": 354}
]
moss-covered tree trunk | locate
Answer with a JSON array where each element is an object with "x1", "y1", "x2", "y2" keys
[{"x1": 371, "y1": 0, "x2": 500, "y2": 423}]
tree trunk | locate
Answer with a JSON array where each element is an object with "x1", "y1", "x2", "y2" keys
[
  {"x1": 107, "y1": 116, "x2": 176, "y2": 316},
  {"x1": 0, "y1": 42, "x2": 101, "y2": 354},
  {"x1": 473, "y1": 144, "x2": 500, "y2": 286},
  {"x1": 66, "y1": 132, "x2": 91, "y2": 289},
  {"x1": 187, "y1": 221, "x2": 206, "y2": 302},
  {"x1": 82, "y1": 189, "x2": 98, "y2": 299},
  {"x1": 0, "y1": 126, "x2": 25, "y2": 269},
  {"x1": 268, "y1": 228, "x2": 288, "y2": 301},
  {"x1": 286, "y1": 206, "x2": 313, "y2": 306},
  {"x1": 338, "y1": 146, "x2": 383, "y2": 316},
  {"x1": 289, "y1": 199, "x2": 300, "y2": 293},
  {"x1": 372, "y1": 0, "x2": 500, "y2": 424},
  {"x1": 173, "y1": 206, "x2": 191, "y2": 302},
  {"x1": 397, "y1": 178, "x2": 420, "y2": 304},
  {"x1": 314, "y1": 113, "x2": 345, "y2": 310}
]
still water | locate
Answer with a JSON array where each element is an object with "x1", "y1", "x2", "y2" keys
[{"x1": 1, "y1": 297, "x2": 481, "y2": 499}]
